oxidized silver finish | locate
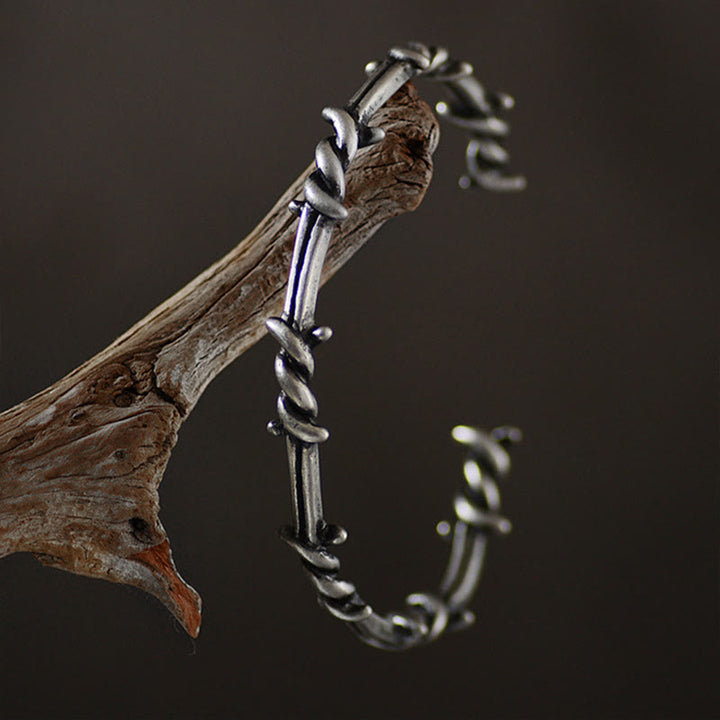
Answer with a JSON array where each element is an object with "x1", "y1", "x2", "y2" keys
[{"x1": 267, "y1": 42, "x2": 524, "y2": 650}]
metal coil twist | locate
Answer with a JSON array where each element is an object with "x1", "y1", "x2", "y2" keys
[
  {"x1": 450, "y1": 424, "x2": 519, "y2": 537},
  {"x1": 279, "y1": 523, "x2": 373, "y2": 623},
  {"x1": 288, "y1": 106, "x2": 386, "y2": 223},
  {"x1": 266, "y1": 317, "x2": 332, "y2": 444}
]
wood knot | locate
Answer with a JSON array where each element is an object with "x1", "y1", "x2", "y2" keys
[
  {"x1": 129, "y1": 517, "x2": 154, "y2": 544},
  {"x1": 68, "y1": 408, "x2": 87, "y2": 424},
  {"x1": 113, "y1": 391, "x2": 134, "y2": 408}
]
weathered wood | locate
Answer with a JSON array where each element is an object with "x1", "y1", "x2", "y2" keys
[{"x1": 0, "y1": 84, "x2": 438, "y2": 636}]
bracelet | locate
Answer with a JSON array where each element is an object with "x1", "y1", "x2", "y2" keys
[{"x1": 266, "y1": 42, "x2": 524, "y2": 650}]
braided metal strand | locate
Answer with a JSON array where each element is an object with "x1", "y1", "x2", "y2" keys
[{"x1": 266, "y1": 42, "x2": 525, "y2": 650}]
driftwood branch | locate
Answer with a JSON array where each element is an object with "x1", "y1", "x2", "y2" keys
[{"x1": 0, "y1": 84, "x2": 438, "y2": 636}]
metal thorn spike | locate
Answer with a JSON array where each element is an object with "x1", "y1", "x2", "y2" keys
[{"x1": 311, "y1": 326, "x2": 333, "y2": 343}]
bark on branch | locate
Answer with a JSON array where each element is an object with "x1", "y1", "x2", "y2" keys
[{"x1": 0, "y1": 84, "x2": 438, "y2": 637}]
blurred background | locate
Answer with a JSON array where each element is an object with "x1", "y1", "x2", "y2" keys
[{"x1": 0, "y1": 2, "x2": 717, "y2": 718}]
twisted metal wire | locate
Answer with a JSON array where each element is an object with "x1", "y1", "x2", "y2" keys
[
  {"x1": 266, "y1": 42, "x2": 524, "y2": 650},
  {"x1": 266, "y1": 318, "x2": 330, "y2": 444}
]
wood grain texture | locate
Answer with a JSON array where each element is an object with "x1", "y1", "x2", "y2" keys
[{"x1": 0, "y1": 83, "x2": 438, "y2": 636}]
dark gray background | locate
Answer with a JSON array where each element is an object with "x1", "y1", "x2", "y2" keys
[{"x1": 0, "y1": 2, "x2": 717, "y2": 718}]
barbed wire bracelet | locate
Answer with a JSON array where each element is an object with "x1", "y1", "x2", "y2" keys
[{"x1": 266, "y1": 42, "x2": 525, "y2": 650}]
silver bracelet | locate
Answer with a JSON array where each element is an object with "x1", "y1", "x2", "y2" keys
[{"x1": 267, "y1": 42, "x2": 524, "y2": 650}]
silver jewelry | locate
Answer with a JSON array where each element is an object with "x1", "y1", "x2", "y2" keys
[{"x1": 267, "y1": 42, "x2": 524, "y2": 650}]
